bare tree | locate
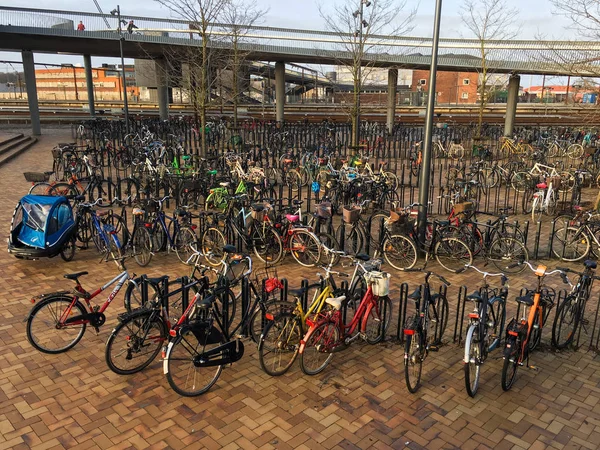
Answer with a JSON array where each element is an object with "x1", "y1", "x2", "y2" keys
[
  {"x1": 551, "y1": 0, "x2": 600, "y2": 40},
  {"x1": 461, "y1": 0, "x2": 518, "y2": 139},
  {"x1": 221, "y1": 0, "x2": 268, "y2": 127},
  {"x1": 319, "y1": 0, "x2": 415, "y2": 146},
  {"x1": 156, "y1": 0, "x2": 231, "y2": 155}
]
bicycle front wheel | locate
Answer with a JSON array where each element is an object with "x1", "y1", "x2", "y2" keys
[
  {"x1": 289, "y1": 229, "x2": 322, "y2": 267},
  {"x1": 434, "y1": 237, "x2": 472, "y2": 273},
  {"x1": 258, "y1": 312, "x2": 302, "y2": 376},
  {"x1": 464, "y1": 324, "x2": 481, "y2": 397},
  {"x1": 300, "y1": 321, "x2": 338, "y2": 376},
  {"x1": 132, "y1": 226, "x2": 153, "y2": 267},
  {"x1": 552, "y1": 297, "x2": 580, "y2": 350},
  {"x1": 501, "y1": 339, "x2": 520, "y2": 391},
  {"x1": 174, "y1": 226, "x2": 198, "y2": 265},
  {"x1": 26, "y1": 296, "x2": 87, "y2": 354},
  {"x1": 164, "y1": 327, "x2": 224, "y2": 397},
  {"x1": 488, "y1": 237, "x2": 529, "y2": 274},
  {"x1": 364, "y1": 296, "x2": 392, "y2": 344},
  {"x1": 551, "y1": 227, "x2": 590, "y2": 261},
  {"x1": 201, "y1": 227, "x2": 226, "y2": 266},
  {"x1": 252, "y1": 226, "x2": 283, "y2": 264},
  {"x1": 383, "y1": 234, "x2": 418, "y2": 270},
  {"x1": 105, "y1": 312, "x2": 167, "y2": 375},
  {"x1": 404, "y1": 328, "x2": 424, "y2": 393}
]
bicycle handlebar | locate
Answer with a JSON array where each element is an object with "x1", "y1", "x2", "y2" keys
[
  {"x1": 458, "y1": 264, "x2": 508, "y2": 285},
  {"x1": 402, "y1": 267, "x2": 451, "y2": 287},
  {"x1": 510, "y1": 260, "x2": 564, "y2": 277}
]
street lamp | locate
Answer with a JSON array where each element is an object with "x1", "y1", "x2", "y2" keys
[
  {"x1": 352, "y1": 0, "x2": 370, "y2": 147},
  {"x1": 110, "y1": 5, "x2": 130, "y2": 133}
]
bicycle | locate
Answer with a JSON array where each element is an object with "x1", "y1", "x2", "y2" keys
[
  {"x1": 551, "y1": 209, "x2": 600, "y2": 261},
  {"x1": 501, "y1": 261, "x2": 561, "y2": 391},
  {"x1": 403, "y1": 268, "x2": 451, "y2": 393},
  {"x1": 552, "y1": 260, "x2": 599, "y2": 350},
  {"x1": 298, "y1": 270, "x2": 392, "y2": 375},
  {"x1": 458, "y1": 265, "x2": 508, "y2": 397}
]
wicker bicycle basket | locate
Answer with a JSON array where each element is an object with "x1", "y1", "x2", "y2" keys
[
  {"x1": 547, "y1": 176, "x2": 562, "y2": 190},
  {"x1": 343, "y1": 205, "x2": 361, "y2": 224},
  {"x1": 387, "y1": 210, "x2": 415, "y2": 234},
  {"x1": 23, "y1": 172, "x2": 50, "y2": 183},
  {"x1": 316, "y1": 201, "x2": 332, "y2": 219},
  {"x1": 453, "y1": 202, "x2": 473, "y2": 214}
]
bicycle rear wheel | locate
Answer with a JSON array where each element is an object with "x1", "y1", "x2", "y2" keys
[
  {"x1": 105, "y1": 312, "x2": 166, "y2": 375},
  {"x1": 501, "y1": 338, "x2": 520, "y2": 391},
  {"x1": 132, "y1": 226, "x2": 153, "y2": 267},
  {"x1": 335, "y1": 224, "x2": 364, "y2": 255},
  {"x1": 258, "y1": 312, "x2": 301, "y2": 376},
  {"x1": 404, "y1": 328, "x2": 424, "y2": 393},
  {"x1": 300, "y1": 321, "x2": 338, "y2": 375},
  {"x1": 252, "y1": 226, "x2": 283, "y2": 264},
  {"x1": 488, "y1": 237, "x2": 529, "y2": 274},
  {"x1": 434, "y1": 237, "x2": 472, "y2": 273},
  {"x1": 201, "y1": 227, "x2": 227, "y2": 266},
  {"x1": 552, "y1": 297, "x2": 580, "y2": 350},
  {"x1": 464, "y1": 324, "x2": 481, "y2": 397},
  {"x1": 174, "y1": 226, "x2": 198, "y2": 265},
  {"x1": 551, "y1": 227, "x2": 589, "y2": 261}
]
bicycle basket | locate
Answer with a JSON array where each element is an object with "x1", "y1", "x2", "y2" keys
[
  {"x1": 584, "y1": 146, "x2": 596, "y2": 156},
  {"x1": 453, "y1": 202, "x2": 473, "y2": 214},
  {"x1": 23, "y1": 172, "x2": 50, "y2": 183},
  {"x1": 51, "y1": 148, "x2": 62, "y2": 159},
  {"x1": 316, "y1": 201, "x2": 332, "y2": 219},
  {"x1": 253, "y1": 266, "x2": 283, "y2": 294},
  {"x1": 343, "y1": 205, "x2": 361, "y2": 224},
  {"x1": 547, "y1": 176, "x2": 562, "y2": 190},
  {"x1": 251, "y1": 202, "x2": 271, "y2": 221},
  {"x1": 387, "y1": 210, "x2": 414, "y2": 234},
  {"x1": 364, "y1": 271, "x2": 390, "y2": 296}
]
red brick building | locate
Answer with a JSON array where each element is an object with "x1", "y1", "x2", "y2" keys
[{"x1": 411, "y1": 70, "x2": 479, "y2": 104}]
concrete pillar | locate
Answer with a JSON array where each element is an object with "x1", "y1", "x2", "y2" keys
[
  {"x1": 275, "y1": 61, "x2": 285, "y2": 122},
  {"x1": 22, "y1": 50, "x2": 41, "y2": 136},
  {"x1": 155, "y1": 59, "x2": 169, "y2": 120},
  {"x1": 504, "y1": 74, "x2": 520, "y2": 137},
  {"x1": 83, "y1": 54, "x2": 95, "y2": 117},
  {"x1": 386, "y1": 68, "x2": 398, "y2": 134}
]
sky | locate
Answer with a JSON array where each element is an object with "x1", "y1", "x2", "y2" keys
[{"x1": 0, "y1": 0, "x2": 582, "y2": 87}]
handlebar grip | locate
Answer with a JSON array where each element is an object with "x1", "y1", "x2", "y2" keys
[
  {"x1": 556, "y1": 267, "x2": 570, "y2": 273},
  {"x1": 339, "y1": 273, "x2": 349, "y2": 278},
  {"x1": 507, "y1": 262, "x2": 522, "y2": 269},
  {"x1": 455, "y1": 267, "x2": 467, "y2": 274},
  {"x1": 439, "y1": 276, "x2": 451, "y2": 287}
]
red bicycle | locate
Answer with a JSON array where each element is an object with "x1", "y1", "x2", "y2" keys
[{"x1": 298, "y1": 271, "x2": 392, "y2": 375}]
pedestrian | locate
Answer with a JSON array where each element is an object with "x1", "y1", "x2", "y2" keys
[
  {"x1": 77, "y1": 21, "x2": 85, "y2": 31},
  {"x1": 127, "y1": 20, "x2": 138, "y2": 34}
]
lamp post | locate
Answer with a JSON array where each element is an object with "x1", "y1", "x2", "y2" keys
[
  {"x1": 110, "y1": 5, "x2": 130, "y2": 133},
  {"x1": 63, "y1": 64, "x2": 79, "y2": 100},
  {"x1": 352, "y1": 0, "x2": 371, "y2": 147}
]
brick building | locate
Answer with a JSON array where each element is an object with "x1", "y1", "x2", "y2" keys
[{"x1": 411, "y1": 70, "x2": 479, "y2": 104}]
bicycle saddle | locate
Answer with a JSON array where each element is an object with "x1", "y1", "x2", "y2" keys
[
  {"x1": 408, "y1": 287, "x2": 421, "y2": 300},
  {"x1": 198, "y1": 295, "x2": 216, "y2": 310},
  {"x1": 219, "y1": 182, "x2": 230, "y2": 187},
  {"x1": 293, "y1": 200, "x2": 303, "y2": 206},
  {"x1": 223, "y1": 244, "x2": 237, "y2": 254},
  {"x1": 516, "y1": 293, "x2": 534, "y2": 307},
  {"x1": 325, "y1": 295, "x2": 346, "y2": 311},
  {"x1": 96, "y1": 210, "x2": 110, "y2": 217},
  {"x1": 251, "y1": 204, "x2": 265, "y2": 212},
  {"x1": 467, "y1": 291, "x2": 483, "y2": 302},
  {"x1": 285, "y1": 214, "x2": 299, "y2": 223},
  {"x1": 64, "y1": 271, "x2": 88, "y2": 281},
  {"x1": 536, "y1": 182, "x2": 547, "y2": 189},
  {"x1": 585, "y1": 260, "x2": 597, "y2": 270},
  {"x1": 148, "y1": 275, "x2": 169, "y2": 285},
  {"x1": 356, "y1": 253, "x2": 370, "y2": 261}
]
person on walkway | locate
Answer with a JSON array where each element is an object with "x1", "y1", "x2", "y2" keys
[
  {"x1": 127, "y1": 20, "x2": 138, "y2": 34},
  {"x1": 77, "y1": 21, "x2": 85, "y2": 31}
]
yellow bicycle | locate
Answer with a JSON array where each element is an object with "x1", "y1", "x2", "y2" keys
[{"x1": 499, "y1": 137, "x2": 534, "y2": 157}]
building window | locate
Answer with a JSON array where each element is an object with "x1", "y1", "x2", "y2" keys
[
  {"x1": 463, "y1": 79, "x2": 470, "y2": 85},
  {"x1": 461, "y1": 92, "x2": 469, "y2": 99},
  {"x1": 419, "y1": 79, "x2": 426, "y2": 85}
]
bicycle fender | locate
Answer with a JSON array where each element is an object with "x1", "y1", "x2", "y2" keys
[
  {"x1": 163, "y1": 340, "x2": 175, "y2": 374},
  {"x1": 298, "y1": 322, "x2": 318, "y2": 355},
  {"x1": 464, "y1": 324, "x2": 477, "y2": 364}
]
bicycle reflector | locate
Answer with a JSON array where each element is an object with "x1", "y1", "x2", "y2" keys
[
  {"x1": 404, "y1": 329, "x2": 415, "y2": 335},
  {"x1": 468, "y1": 313, "x2": 480, "y2": 319},
  {"x1": 265, "y1": 313, "x2": 274, "y2": 321},
  {"x1": 535, "y1": 265, "x2": 547, "y2": 277},
  {"x1": 169, "y1": 329, "x2": 177, "y2": 337}
]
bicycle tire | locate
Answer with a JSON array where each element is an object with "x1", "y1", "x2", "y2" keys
[
  {"x1": 383, "y1": 234, "x2": 418, "y2": 270},
  {"x1": 364, "y1": 296, "x2": 392, "y2": 344},
  {"x1": 404, "y1": 328, "x2": 424, "y2": 393},
  {"x1": 501, "y1": 338, "x2": 520, "y2": 391},
  {"x1": 289, "y1": 229, "x2": 322, "y2": 267},
  {"x1": 29, "y1": 182, "x2": 53, "y2": 195},
  {"x1": 49, "y1": 182, "x2": 78, "y2": 197},
  {"x1": 300, "y1": 320, "x2": 338, "y2": 376},
  {"x1": 164, "y1": 327, "x2": 224, "y2": 397},
  {"x1": 60, "y1": 234, "x2": 77, "y2": 262},
  {"x1": 464, "y1": 324, "x2": 481, "y2": 397},
  {"x1": 335, "y1": 223, "x2": 364, "y2": 255},
  {"x1": 258, "y1": 311, "x2": 302, "y2": 376},
  {"x1": 567, "y1": 144, "x2": 584, "y2": 159},
  {"x1": 552, "y1": 296, "x2": 580, "y2": 350},
  {"x1": 91, "y1": 180, "x2": 117, "y2": 203},
  {"x1": 123, "y1": 278, "x2": 160, "y2": 313},
  {"x1": 132, "y1": 226, "x2": 153, "y2": 267},
  {"x1": 428, "y1": 294, "x2": 449, "y2": 345},
  {"x1": 528, "y1": 307, "x2": 544, "y2": 352},
  {"x1": 551, "y1": 227, "x2": 590, "y2": 261},
  {"x1": 248, "y1": 301, "x2": 295, "y2": 344},
  {"x1": 434, "y1": 237, "x2": 472, "y2": 273},
  {"x1": 105, "y1": 312, "x2": 167, "y2": 375},
  {"x1": 151, "y1": 221, "x2": 167, "y2": 252},
  {"x1": 26, "y1": 296, "x2": 87, "y2": 354},
  {"x1": 510, "y1": 172, "x2": 531, "y2": 193},
  {"x1": 252, "y1": 226, "x2": 283, "y2": 264},
  {"x1": 488, "y1": 237, "x2": 529, "y2": 274},
  {"x1": 174, "y1": 226, "x2": 198, "y2": 265},
  {"x1": 201, "y1": 227, "x2": 227, "y2": 266}
]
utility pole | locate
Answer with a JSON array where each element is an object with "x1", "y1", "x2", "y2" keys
[
  {"x1": 111, "y1": 5, "x2": 130, "y2": 133},
  {"x1": 352, "y1": 0, "x2": 371, "y2": 146}
]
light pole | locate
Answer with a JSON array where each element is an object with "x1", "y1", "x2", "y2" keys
[
  {"x1": 63, "y1": 64, "x2": 79, "y2": 100},
  {"x1": 111, "y1": 5, "x2": 130, "y2": 133},
  {"x1": 352, "y1": 0, "x2": 370, "y2": 147}
]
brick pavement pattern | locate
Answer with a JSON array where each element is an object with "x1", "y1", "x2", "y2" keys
[{"x1": 0, "y1": 132, "x2": 599, "y2": 449}]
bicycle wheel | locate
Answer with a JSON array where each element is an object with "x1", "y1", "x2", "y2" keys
[
  {"x1": 567, "y1": 144, "x2": 584, "y2": 159},
  {"x1": 252, "y1": 226, "x2": 283, "y2": 264},
  {"x1": 404, "y1": 328, "x2": 424, "y2": 393},
  {"x1": 289, "y1": 229, "x2": 322, "y2": 267},
  {"x1": 105, "y1": 312, "x2": 167, "y2": 375},
  {"x1": 551, "y1": 227, "x2": 590, "y2": 261},
  {"x1": 29, "y1": 182, "x2": 53, "y2": 195},
  {"x1": 488, "y1": 237, "x2": 529, "y2": 274},
  {"x1": 118, "y1": 177, "x2": 140, "y2": 203},
  {"x1": 91, "y1": 180, "x2": 117, "y2": 203},
  {"x1": 501, "y1": 338, "x2": 520, "y2": 391},
  {"x1": 49, "y1": 182, "x2": 78, "y2": 197},
  {"x1": 383, "y1": 234, "x2": 418, "y2": 270},
  {"x1": 510, "y1": 172, "x2": 531, "y2": 193},
  {"x1": 164, "y1": 326, "x2": 224, "y2": 397},
  {"x1": 60, "y1": 234, "x2": 77, "y2": 262},
  {"x1": 552, "y1": 297, "x2": 580, "y2": 350},
  {"x1": 174, "y1": 226, "x2": 198, "y2": 265},
  {"x1": 300, "y1": 321, "x2": 338, "y2": 375},
  {"x1": 132, "y1": 226, "x2": 153, "y2": 267},
  {"x1": 364, "y1": 296, "x2": 392, "y2": 344},
  {"x1": 335, "y1": 224, "x2": 363, "y2": 255},
  {"x1": 258, "y1": 312, "x2": 302, "y2": 376},
  {"x1": 481, "y1": 167, "x2": 500, "y2": 189},
  {"x1": 26, "y1": 296, "x2": 87, "y2": 354},
  {"x1": 464, "y1": 324, "x2": 481, "y2": 398},
  {"x1": 528, "y1": 307, "x2": 544, "y2": 352},
  {"x1": 123, "y1": 277, "x2": 160, "y2": 312},
  {"x1": 547, "y1": 143, "x2": 559, "y2": 158},
  {"x1": 249, "y1": 301, "x2": 295, "y2": 344},
  {"x1": 434, "y1": 237, "x2": 472, "y2": 273},
  {"x1": 316, "y1": 232, "x2": 340, "y2": 265},
  {"x1": 428, "y1": 295, "x2": 449, "y2": 345},
  {"x1": 285, "y1": 169, "x2": 302, "y2": 192},
  {"x1": 201, "y1": 227, "x2": 227, "y2": 266}
]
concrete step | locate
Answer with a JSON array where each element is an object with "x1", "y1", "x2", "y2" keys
[
  {"x1": 0, "y1": 133, "x2": 24, "y2": 147},
  {"x1": 0, "y1": 136, "x2": 37, "y2": 167}
]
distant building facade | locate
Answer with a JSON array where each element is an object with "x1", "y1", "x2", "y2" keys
[{"x1": 411, "y1": 70, "x2": 479, "y2": 104}]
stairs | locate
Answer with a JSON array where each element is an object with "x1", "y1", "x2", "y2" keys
[{"x1": 0, "y1": 134, "x2": 37, "y2": 167}]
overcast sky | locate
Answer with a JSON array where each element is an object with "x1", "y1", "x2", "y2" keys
[{"x1": 0, "y1": 0, "x2": 581, "y2": 86}]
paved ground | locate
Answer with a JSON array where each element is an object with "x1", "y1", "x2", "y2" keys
[{"x1": 1, "y1": 130, "x2": 600, "y2": 449}]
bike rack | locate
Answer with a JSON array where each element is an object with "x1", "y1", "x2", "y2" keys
[{"x1": 395, "y1": 282, "x2": 409, "y2": 343}]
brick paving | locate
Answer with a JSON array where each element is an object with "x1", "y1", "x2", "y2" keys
[{"x1": 0, "y1": 130, "x2": 599, "y2": 449}]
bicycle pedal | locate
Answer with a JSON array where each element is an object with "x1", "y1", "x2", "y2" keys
[
  {"x1": 527, "y1": 365, "x2": 539, "y2": 371},
  {"x1": 427, "y1": 344, "x2": 440, "y2": 352},
  {"x1": 93, "y1": 327, "x2": 100, "y2": 335}
]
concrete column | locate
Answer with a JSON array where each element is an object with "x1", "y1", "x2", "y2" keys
[
  {"x1": 504, "y1": 74, "x2": 520, "y2": 137},
  {"x1": 83, "y1": 54, "x2": 95, "y2": 117},
  {"x1": 275, "y1": 61, "x2": 285, "y2": 123},
  {"x1": 22, "y1": 50, "x2": 41, "y2": 136},
  {"x1": 386, "y1": 68, "x2": 398, "y2": 134},
  {"x1": 155, "y1": 59, "x2": 169, "y2": 120}
]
